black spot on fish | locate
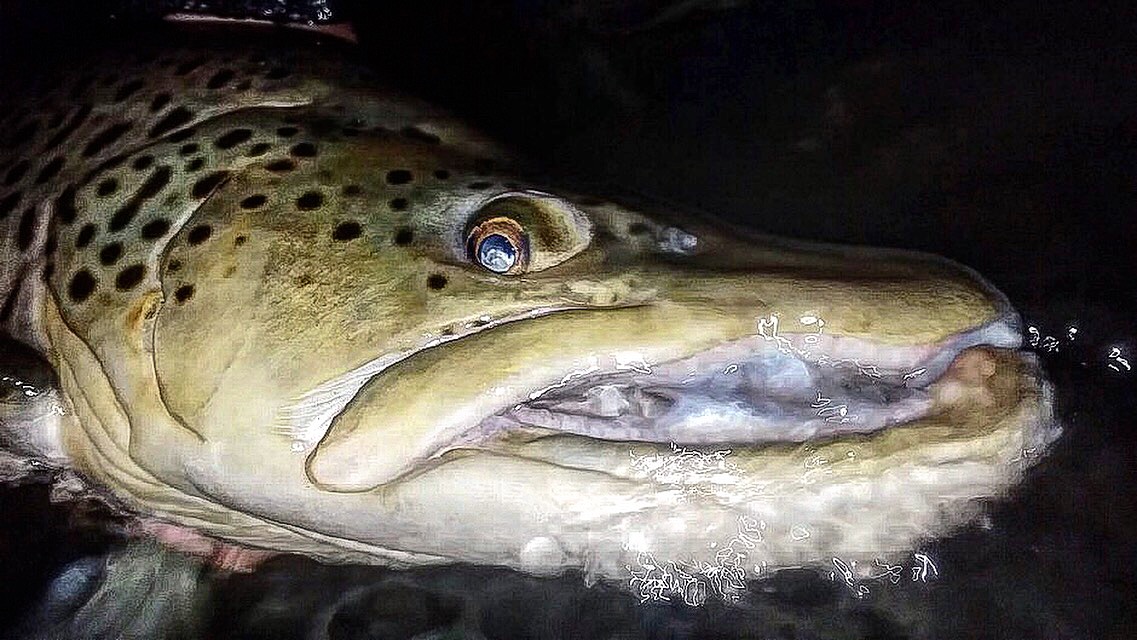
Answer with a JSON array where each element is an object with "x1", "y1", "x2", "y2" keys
[
  {"x1": 246, "y1": 143, "x2": 271, "y2": 157},
  {"x1": 96, "y1": 178, "x2": 118, "y2": 197},
  {"x1": 115, "y1": 264, "x2": 145, "y2": 290},
  {"x1": 0, "y1": 191, "x2": 21, "y2": 219},
  {"x1": 168, "y1": 128, "x2": 196, "y2": 144},
  {"x1": 174, "y1": 284, "x2": 194, "y2": 303},
  {"x1": 179, "y1": 143, "x2": 199, "y2": 156},
  {"x1": 68, "y1": 269, "x2": 97, "y2": 303},
  {"x1": 240, "y1": 194, "x2": 266, "y2": 209},
  {"x1": 206, "y1": 69, "x2": 235, "y2": 89},
  {"x1": 191, "y1": 171, "x2": 229, "y2": 199},
  {"x1": 167, "y1": 259, "x2": 181, "y2": 272},
  {"x1": 114, "y1": 79, "x2": 145, "y2": 102},
  {"x1": 342, "y1": 185, "x2": 362, "y2": 197},
  {"x1": 174, "y1": 57, "x2": 208, "y2": 76},
  {"x1": 234, "y1": 235, "x2": 248, "y2": 247},
  {"x1": 296, "y1": 191, "x2": 323, "y2": 210},
  {"x1": 332, "y1": 221, "x2": 362, "y2": 241},
  {"x1": 276, "y1": 127, "x2": 298, "y2": 138},
  {"x1": 290, "y1": 142, "x2": 317, "y2": 157},
  {"x1": 57, "y1": 188, "x2": 76, "y2": 224},
  {"x1": 216, "y1": 129, "x2": 252, "y2": 150},
  {"x1": 35, "y1": 157, "x2": 64, "y2": 183},
  {"x1": 188, "y1": 225, "x2": 212, "y2": 245},
  {"x1": 141, "y1": 219, "x2": 170, "y2": 239},
  {"x1": 99, "y1": 243, "x2": 122, "y2": 265},
  {"x1": 467, "y1": 181, "x2": 493, "y2": 190},
  {"x1": 627, "y1": 222, "x2": 651, "y2": 235},
  {"x1": 185, "y1": 158, "x2": 205, "y2": 172},
  {"x1": 389, "y1": 198, "x2": 408, "y2": 211},
  {"x1": 82, "y1": 122, "x2": 131, "y2": 157},
  {"x1": 109, "y1": 165, "x2": 171, "y2": 232},
  {"x1": 4, "y1": 160, "x2": 29, "y2": 185},
  {"x1": 75, "y1": 224, "x2": 96, "y2": 248},
  {"x1": 433, "y1": 169, "x2": 450, "y2": 180},
  {"x1": 132, "y1": 155, "x2": 154, "y2": 170},
  {"x1": 265, "y1": 67, "x2": 291, "y2": 80},
  {"x1": 149, "y1": 93, "x2": 171, "y2": 112},
  {"x1": 16, "y1": 207, "x2": 36, "y2": 251},
  {"x1": 265, "y1": 159, "x2": 295, "y2": 173},
  {"x1": 427, "y1": 274, "x2": 448, "y2": 290},
  {"x1": 45, "y1": 104, "x2": 92, "y2": 150},
  {"x1": 234, "y1": 79, "x2": 252, "y2": 91},
  {"x1": 394, "y1": 228, "x2": 413, "y2": 245},
  {"x1": 401, "y1": 126, "x2": 440, "y2": 145},
  {"x1": 148, "y1": 107, "x2": 192, "y2": 139},
  {"x1": 386, "y1": 170, "x2": 413, "y2": 185}
]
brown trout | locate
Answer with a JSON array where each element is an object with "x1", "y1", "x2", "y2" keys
[{"x1": 0, "y1": 31, "x2": 1058, "y2": 590}]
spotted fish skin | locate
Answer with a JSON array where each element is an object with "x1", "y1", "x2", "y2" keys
[
  {"x1": 0, "y1": 36, "x2": 500, "y2": 351},
  {"x1": 1, "y1": 31, "x2": 1058, "y2": 584}
]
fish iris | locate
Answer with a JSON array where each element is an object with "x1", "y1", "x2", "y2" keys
[{"x1": 476, "y1": 233, "x2": 518, "y2": 273}]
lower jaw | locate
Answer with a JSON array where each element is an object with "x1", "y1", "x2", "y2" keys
[{"x1": 432, "y1": 346, "x2": 1058, "y2": 581}]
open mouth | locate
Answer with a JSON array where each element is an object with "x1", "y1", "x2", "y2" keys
[
  {"x1": 441, "y1": 313, "x2": 1024, "y2": 453},
  {"x1": 300, "y1": 302, "x2": 1029, "y2": 493}
]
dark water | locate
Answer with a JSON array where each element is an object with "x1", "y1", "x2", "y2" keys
[{"x1": 1, "y1": 2, "x2": 1134, "y2": 638}]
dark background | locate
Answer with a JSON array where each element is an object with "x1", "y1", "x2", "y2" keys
[{"x1": 1, "y1": 1, "x2": 1135, "y2": 638}]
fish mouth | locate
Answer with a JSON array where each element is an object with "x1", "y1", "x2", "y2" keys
[
  {"x1": 306, "y1": 305, "x2": 1028, "y2": 492},
  {"x1": 451, "y1": 313, "x2": 1023, "y2": 452}
]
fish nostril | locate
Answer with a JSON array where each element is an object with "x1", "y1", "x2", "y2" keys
[{"x1": 657, "y1": 227, "x2": 699, "y2": 255}]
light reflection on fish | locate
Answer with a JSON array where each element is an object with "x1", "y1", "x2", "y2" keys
[{"x1": 0, "y1": 30, "x2": 1058, "y2": 587}]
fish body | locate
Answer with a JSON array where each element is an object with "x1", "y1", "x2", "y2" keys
[{"x1": 0, "y1": 31, "x2": 1058, "y2": 588}]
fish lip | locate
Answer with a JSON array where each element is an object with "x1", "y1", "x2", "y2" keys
[{"x1": 431, "y1": 312, "x2": 1025, "y2": 454}]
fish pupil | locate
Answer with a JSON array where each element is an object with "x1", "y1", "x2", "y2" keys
[{"x1": 477, "y1": 234, "x2": 516, "y2": 273}]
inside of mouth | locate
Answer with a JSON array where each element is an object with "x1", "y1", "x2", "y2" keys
[{"x1": 455, "y1": 316, "x2": 1023, "y2": 449}]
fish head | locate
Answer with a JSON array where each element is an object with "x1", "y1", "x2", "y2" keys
[{"x1": 15, "y1": 41, "x2": 1057, "y2": 580}]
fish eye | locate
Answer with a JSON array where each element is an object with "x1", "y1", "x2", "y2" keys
[{"x1": 466, "y1": 216, "x2": 529, "y2": 275}]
